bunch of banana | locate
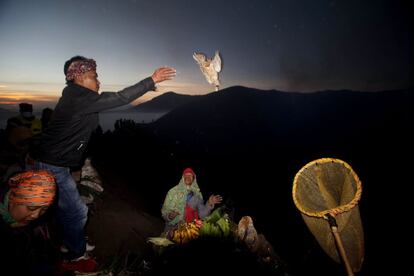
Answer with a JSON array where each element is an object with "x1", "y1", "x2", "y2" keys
[
  {"x1": 171, "y1": 222, "x2": 200, "y2": 244},
  {"x1": 216, "y1": 217, "x2": 231, "y2": 237},
  {"x1": 199, "y1": 214, "x2": 231, "y2": 238},
  {"x1": 199, "y1": 221, "x2": 221, "y2": 237}
]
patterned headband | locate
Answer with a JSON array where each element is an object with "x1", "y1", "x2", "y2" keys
[
  {"x1": 66, "y1": 59, "x2": 97, "y2": 81},
  {"x1": 8, "y1": 170, "x2": 56, "y2": 207}
]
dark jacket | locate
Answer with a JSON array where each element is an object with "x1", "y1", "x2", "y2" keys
[{"x1": 31, "y1": 77, "x2": 155, "y2": 167}]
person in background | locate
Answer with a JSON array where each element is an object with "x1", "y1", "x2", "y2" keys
[
  {"x1": 41, "y1": 107, "x2": 54, "y2": 131},
  {"x1": 7, "y1": 103, "x2": 42, "y2": 135},
  {"x1": 2, "y1": 103, "x2": 43, "y2": 186},
  {"x1": 5, "y1": 103, "x2": 42, "y2": 165},
  {"x1": 161, "y1": 167, "x2": 222, "y2": 232},
  {"x1": 27, "y1": 55, "x2": 176, "y2": 272}
]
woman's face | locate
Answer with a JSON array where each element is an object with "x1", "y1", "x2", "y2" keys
[
  {"x1": 184, "y1": 173, "x2": 194, "y2": 186},
  {"x1": 9, "y1": 203, "x2": 48, "y2": 226}
]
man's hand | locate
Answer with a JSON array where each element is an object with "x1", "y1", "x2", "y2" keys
[
  {"x1": 168, "y1": 210, "x2": 180, "y2": 221},
  {"x1": 151, "y1": 67, "x2": 176, "y2": 83},
  {"x1": 208, "y1": 194, "x2": 222, "y2": 208}
]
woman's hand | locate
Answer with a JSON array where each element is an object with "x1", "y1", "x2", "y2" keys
[
  {"x1": 208, "y1": 194, "x2": 222, "y2": 208},
  {"x1": 168, "y1": 210, "x2": 180, "y2": 220}
]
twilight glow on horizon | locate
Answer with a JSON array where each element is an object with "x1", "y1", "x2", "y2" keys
[{"x1": 1, "y1": 0, "x2": 413, "y2": 111}]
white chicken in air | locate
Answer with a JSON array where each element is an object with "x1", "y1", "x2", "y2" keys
[{"x1": 193, "y1": 50, "x2": 222, "y2": 91}]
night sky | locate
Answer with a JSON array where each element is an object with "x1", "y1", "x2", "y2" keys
[{"x1": 0, "y1": 0, "x2": 413, "y2": 109}]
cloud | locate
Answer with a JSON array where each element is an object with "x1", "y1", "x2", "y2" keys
[
  {"x1": 0, "y1": 80, "x2": 216, "y2": 109},
  {"x1": 0, "y1": 90, "x2": 58, "y2": 111}
]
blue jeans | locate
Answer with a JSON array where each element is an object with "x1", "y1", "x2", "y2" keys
[{"x1": 26, "y1": 160, "x2": 88, "y2": 259}]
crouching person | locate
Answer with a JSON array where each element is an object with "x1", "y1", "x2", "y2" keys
[
  {"x1": 161, "y1": 167, "x2": 222, "y2": 233},
  {"x1": 0, "y1": 170, "x2": 56, "y2": 274}
]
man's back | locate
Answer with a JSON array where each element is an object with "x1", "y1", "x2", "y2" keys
[{"x1": 32, "y1": 84, "x2": 99, "y2": 168}]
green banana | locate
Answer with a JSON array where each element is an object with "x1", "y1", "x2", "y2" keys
[
  {"x1": 216, "y1": 217, "x2": 230, "y2": 237},
  {"x1": 200, "y1": 221, "x2": 212, "y2": 236},
  {"x1": 210, "y1": 224, "x2": 221, "y2": 237},
  {"x1": 204, "y1": 208, "x2": 222, "y2": 223}
]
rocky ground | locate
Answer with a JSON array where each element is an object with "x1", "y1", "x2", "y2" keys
[{"x1": 85, "y1": 173, "x2": 165, "y2": 272}]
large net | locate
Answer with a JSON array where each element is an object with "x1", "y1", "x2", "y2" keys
[{"x1": 292, "y1": 158, "x2": 364, "y2": 272}]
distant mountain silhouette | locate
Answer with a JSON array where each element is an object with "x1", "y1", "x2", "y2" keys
[
  {"x1": 153, "y1": 86, "x2": 412, "y2": 149},
  {"x1": 129, "y1": 92, "x2": 199, "y2": 113},
  {"x1": 98, "y1": 92, "x2": 197, "y2": 128}
]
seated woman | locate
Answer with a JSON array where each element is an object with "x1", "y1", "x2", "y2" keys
[
  {"x1": 0, "y1": 170, "x2": 56, "y2": 273},
  {"x1": 161, "y1": 167, "x2": 222, "y2": 232}
]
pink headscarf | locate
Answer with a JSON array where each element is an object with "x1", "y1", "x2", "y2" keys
[
  {"x1": 65, "y1": 59, "x2": 97, "y2": 81},
  {"x1": 183, "y1": 167, "x2": 196, "y2": 177}
]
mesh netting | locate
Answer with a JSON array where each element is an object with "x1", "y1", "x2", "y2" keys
[{"x1": 292, "y1": 158, "x2": 364, "y2": 272}]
